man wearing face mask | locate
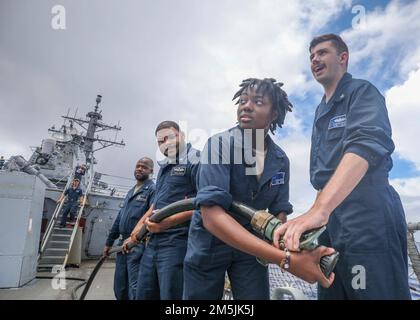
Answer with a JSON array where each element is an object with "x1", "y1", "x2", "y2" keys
[
  {"x1": 124, "y1": 121, "x2": 200, "y2": 300},
  {"x1": 103, "y1": 157, "x2": 155, "y2": 300}
]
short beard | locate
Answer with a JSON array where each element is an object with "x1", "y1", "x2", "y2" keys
[{"x1": 135, "y1": 174, "x2": 148, "y2": 182}]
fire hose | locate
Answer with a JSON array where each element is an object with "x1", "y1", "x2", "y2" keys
[{"x1": 77, "y1": 198, "x2": 339, "y2": 300}]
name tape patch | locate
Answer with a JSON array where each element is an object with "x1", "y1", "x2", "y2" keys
[
  {"x1": 171, "y1": 165, "x2": 187, "y2": 176},
  {"x1": 271, "y1": 172, "x2": 285, "y2": 186},
  {"x1": 328, "y1": 114, "x2": 346, "y2": 130},
  {"x1": 135, "y1": 194, "x2": 147, "y2": 202}
]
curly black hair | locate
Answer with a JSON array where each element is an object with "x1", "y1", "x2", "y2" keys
[{"x1": 232, "y1": 78, "x2": 293, "y2": 133}]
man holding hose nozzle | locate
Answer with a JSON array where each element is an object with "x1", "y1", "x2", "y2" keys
[
  {"x1": 124, "y1": 121, "x2": 200, "y2": 300},
  {"x1": 183, "y1": 78, "x2": 335, "y2": 300},
  {"x1": 274, "y1": 34, "x2": 410, "y2": 300},
  {"x1": 103, "y1": 157, "x2": 155, "y2": 300}
]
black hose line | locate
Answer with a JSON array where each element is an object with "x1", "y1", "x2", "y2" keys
[
  {"x1": 78, "y1": 198, "x2": 196, "y2": 299},
  {"x1": 36, "y1": 275, "x2": 86, "y2": 282},
  {"x1": 230, "y1": 201, "x2": 255, "y2": 219},
  {"x1": 78, "y1": 198, "x2": 338, "y2": 300},
  {"x1": 231, "y1": 201, "x2": 339, "y2": 278},
  {"x1": 109, "y1": 198, "x2": 196, "y2": 255},
  {"x1": 36, "y1": 275, "x2": 88, "y2": 300},
  {"x1": 78, "y1": 256, "x2": 107, "y2": 300}
]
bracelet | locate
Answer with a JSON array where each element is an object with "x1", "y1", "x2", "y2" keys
[{"x1": 280, "y1": 248, "x2": 291, "y2": 272}]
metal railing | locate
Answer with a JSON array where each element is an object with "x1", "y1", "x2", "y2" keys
[
  {"x1": 408, "y1": 222, "x2": 420, "y2": 283},
  {"x1": 51, "y1": 169, "x2": 73, "y2": 186},
  {"x1": 89, "y1": 172, "x2": 135, "y2": 197},
  {"x1": 62, "y1": 168, "x2": 94, "y2": 267},
  {"x1": 39, "y1": 172, "x2": 74, "y2": 255}
]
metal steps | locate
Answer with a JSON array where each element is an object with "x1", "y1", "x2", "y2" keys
[
  {"x1": 38, "y1": 239, "x2": 70, "y2": 269},
  {"x1": 44, "y1": 248, "x2": 67, "y2": 256},
  {"x1": 38, "y1": 216, "x2": 77, "y2": 270},
  {"x1": 39, "y1": 256, "x2": 65, "y2": 265},
  {"x1": 51, "y1": 234, "x2": 71, "y2": 241},
  {"x1": 38, "y1": 172, "x2": 93, "y2": 272},
  {"x1": 37, "y1": 264, "x2": 60, "y2": 270},
  {"x1": 53, "y1": 227, "x2": 73, "y2": 233}
]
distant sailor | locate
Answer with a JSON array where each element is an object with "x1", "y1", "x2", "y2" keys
[
  {"x1": 74, "y1": 164, "x2": 87, "y2": 181},
  {"x1": 57, "y1": 178, "x2": 84, "y2": 228},
  {"x1": 103, "y1": 157, "x2": 155, "y2": 300}
]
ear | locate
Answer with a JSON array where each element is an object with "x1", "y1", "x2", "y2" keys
[{"x1": 340, "y1": 51, "x2": 349, "y2": 66}]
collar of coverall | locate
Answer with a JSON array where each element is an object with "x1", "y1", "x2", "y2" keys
[{"x1": 325, "y1": 72, "x2": 353, "y2": 104}]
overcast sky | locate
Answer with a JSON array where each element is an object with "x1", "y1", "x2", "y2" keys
[{"x1": 1, "y1": 0, "x2": 420, "y2": 223}]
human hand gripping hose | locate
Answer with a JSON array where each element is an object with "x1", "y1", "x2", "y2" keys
[
  {"x1": 77, "y1": 198, "x2": 339, "y2": 300},
  {"x1": 230, "y1": 202, "x2": 339, "y2": 276},
  {"x1": 77, "y1": 199, "x2": 195, "y2": 300}
]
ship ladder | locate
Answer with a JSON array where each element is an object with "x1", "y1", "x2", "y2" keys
[{"x1": 37, "y1": 170, "x2": 93, "y2": 272}]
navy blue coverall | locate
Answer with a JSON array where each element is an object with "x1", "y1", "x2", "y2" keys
[
  {"x1": 105, "y1": 179, "x2": 155, "y2": 300},
  {"x1": 74, "y1": 165, "x2": 86, "y2": 181},
  {"x1": 311, "y1": 72, "x2": 410, "y2": 299},
  {"x1": 135, "y1": 143, "x2": 200, "y2": 300},
  {"x1": 59, "y1": 187, "x2": 83, "y2": 227},
  {"x1": 183, "y1": 126, "x2": 293, "y2": 299}
]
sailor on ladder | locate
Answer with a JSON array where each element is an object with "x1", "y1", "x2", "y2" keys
[{"x1": 57, "y1": 178, "x2": 84, "y2": 228}]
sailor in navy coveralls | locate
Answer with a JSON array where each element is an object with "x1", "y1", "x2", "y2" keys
[
  {"x1": 57, "y1": 178, "x2": 84, "y2": 228},
  {"x1": 103, "y1": 158, "x2": 155, "y2": 300},
  {"x1": 275, "y1": 34, "x2": 410, "y2": 300},
  {"x1": 124, "y1": 121, "x2": 200, "y2": 300},
  {"x1": 184, "y1": 78, "x2": 335, "y2": 300}
]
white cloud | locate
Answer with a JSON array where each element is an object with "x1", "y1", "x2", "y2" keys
[
  {"x1": 341, "y1": 0, "x2": 420, "y2": 81},
  {"x1": 272, "y1": 132, "x2": 316, "y2": 217},
  {"x1": 1, "y1": 0, "x2": 419, "y2": 225},
  {"x1": 338, "y1": 1, "x2": 420, "y2": 224},
  {"x1": 391, "y1": 177, "x2": 420, "y2": 223},
  {"x1": 386, "y1": 66, "x2": 420, "y2": 170},
  {"x1": 0, "y1": 135, "x2": 29, "y2": 159},
  {"x1": 195, "y1": 0, "x2": 352, "y2": 101},
  {"x1": 181, "y1": 0, "x2": 352, "y2": 216}
]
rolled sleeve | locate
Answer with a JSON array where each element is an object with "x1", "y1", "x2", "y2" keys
[
  {"x1": 344, "y1": 144, "x2": 381, "y2": 166},
  {"x1": 269, "y1": 197, "x2": 293, "y2": 215},
  {"x1": 194, "y1": 185, "x2": 233, "y2": 212},
  {"x1": 343, "y1": 82, "x2": 395, "y2": 167}
]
